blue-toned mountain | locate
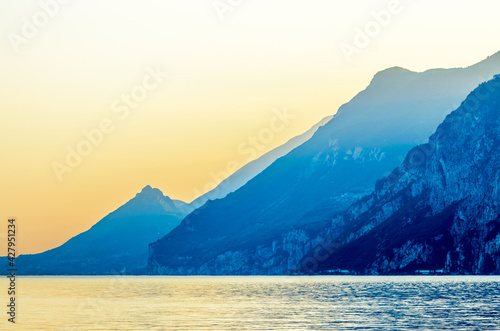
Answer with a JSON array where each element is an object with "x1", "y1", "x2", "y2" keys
[
  {"x1": 148, "y1": 52, "x2": 500, "y2": 275},
  {"x1": 17, "y1": 186, "x2": 187, "y2": 275}
]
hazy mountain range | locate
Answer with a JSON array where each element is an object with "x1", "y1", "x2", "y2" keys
[
  {"x1": 12, "y1": 109, "x2": 333, "y2": 274},
  {"x1": 16, "y1": 186, "x2": 187, "y2": 274},
  {"x1": 13, "y1": 51, "x2": 500, "y2": 275},
  {"x1": 148, "y1": 51, "x2": 500, "y2": 275}
]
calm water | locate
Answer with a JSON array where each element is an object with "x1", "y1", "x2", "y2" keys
[{"x1": 1, "y1": 276, "x2": 499, "y2": 330}]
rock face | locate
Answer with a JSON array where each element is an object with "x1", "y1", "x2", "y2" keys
[
  {"x1": 148, "y1": 53, "x2": 500, "y2": 275},
  {"x1": 300, "y1": 75, "x2": 500, "y2": 275},
  {"x1": 16, "y1": 186, "x2": 189, "y2": 275}
]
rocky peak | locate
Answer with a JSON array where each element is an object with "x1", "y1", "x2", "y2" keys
[{"x1": 111, "y1": 186, "x2": 182, "y2": 218}]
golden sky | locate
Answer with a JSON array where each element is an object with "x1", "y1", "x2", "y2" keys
[{"x1": 1, "y1": 0, "x2": 500, "y2": 254}]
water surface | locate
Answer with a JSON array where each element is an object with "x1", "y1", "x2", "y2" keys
[{"x1": 1, "y1": 276, "x2": 499, "y2": 330}]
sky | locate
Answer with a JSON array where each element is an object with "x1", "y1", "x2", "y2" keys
[{"x1": 1, "y1": 0, "x2": 499, "y2": 254}]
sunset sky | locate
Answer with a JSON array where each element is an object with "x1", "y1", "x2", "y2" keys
[{"x1": 1, "y1": 0, "x2": 499, "y2": 254}]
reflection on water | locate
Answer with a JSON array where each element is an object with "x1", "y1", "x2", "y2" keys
[{"x1": 1, "y1": 276, "x2": 499, "y2": 330}]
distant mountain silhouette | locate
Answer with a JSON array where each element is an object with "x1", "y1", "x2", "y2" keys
[
  {"x1": 148, "y1": 51, "x2": 500, "y2": 275},
  {"x1": 9, "y1": 100, "x2": 334, "y2": 275},
  {"x1": 16, "y1": 186, "x2": 188, "y2": 275}
]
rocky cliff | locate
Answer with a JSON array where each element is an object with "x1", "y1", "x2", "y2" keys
[{"x1": 299, "y1": 75, "x2": 500, "y2": 275}]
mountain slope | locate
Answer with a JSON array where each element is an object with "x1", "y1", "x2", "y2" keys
[
  {"x1": 17, "y1": 186, "x2": 188, "y2": 275},
  {"x1": 300, "y1": 75, "x2": 500, "y2": 275},
  {"x1": 189, "y1": 115, "x2": 333, "y2": 209},
  {"x1": 148, "y1": 52, "x2": 500, "y2": 275}
]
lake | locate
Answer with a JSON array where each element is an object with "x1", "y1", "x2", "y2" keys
[{"x1": 1, "y1": 276, "x2": 499, "y2": 330}]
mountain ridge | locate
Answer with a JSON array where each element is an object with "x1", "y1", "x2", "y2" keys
[
  {"x1": 14, "y1": 186, "x2": 188, "y2": 275},
  {"x1": 189, "y1": 114, "x2": 334, "y2": 209},
  {"x1": 148, "y1": 51, "x2": 500, "y2": 275}
]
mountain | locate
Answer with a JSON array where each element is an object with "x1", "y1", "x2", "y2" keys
[
  {"x1": 9, "y1": 116, "x2": 333, "y2": 275},
  {"x1": 16, "y1": 186, "x2": 188, "y2": 275},
  {"x1": 189, "y1": 115, "x2": 334, "y2": 209},
  {"x1": 148, "y1": 52, "x2": 500, "y2": 275},
  {"x1": 299, "y1": 75, "x2": 500, "y2": 275}
]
